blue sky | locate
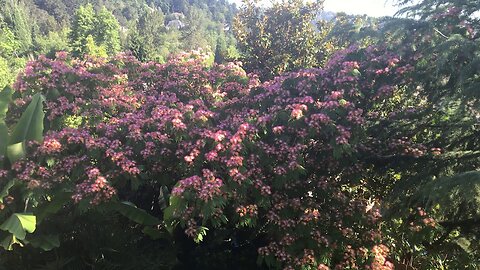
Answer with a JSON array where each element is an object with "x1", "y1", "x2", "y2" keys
[{"x1": 324, "y1": 0, "x2": 398, "y2": 17}]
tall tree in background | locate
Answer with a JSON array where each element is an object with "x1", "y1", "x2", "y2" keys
[
  {"x1": 127, "y1": 24, "x2": 149, "y2": 61},
  {"x1": 0, "y1": 21, "x2": 18, "y2": 57},
  {"x1": 96, "y1": 6, "x2": 121, "y2": 55},
  {"x1": 0, "y1": 22, "x2": 17, "y2": 88},
  {"x1": 233, "y1": 0, "x2": 324, "y2": 79},
  {"x1": 127, "y1": 7, "x2": 184, "y2": 62},
  {"x1": 182, "y1": 6, "x2": 216, "y2": 51},
  {"x1": 69, "y1": 4, "x2": 121, "y2": 57},
  {"x1": 0, "y1": 0, "x2": 33, "y2": 56},
  {"x1": 214, "y1": 34, "x2": 228, "y2": 63},
  {"x1": 136, "y1": 8, "x2": 165, "y2": 60},
  {"x1": 0, "y1": 3, "x2": 29, "y2": 89},
  {"x1": 69, "y1": 3, "x2": 96, "y2": 56}
]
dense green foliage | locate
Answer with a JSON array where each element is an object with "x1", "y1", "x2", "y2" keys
[
  {"x1": 69, "y1": 4, "x2": 121, "y2": 57},
  {"x1": 0, "y1": 0, "x2": 238, "y2": 88},
  {"x1": 0, "y1": 0, "x2": 479, "y2": 269},
  {"x1": 234, "y1": 0, "x2": 326, "y2": 79}
]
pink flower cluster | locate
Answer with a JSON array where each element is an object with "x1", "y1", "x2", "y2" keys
[
  {"x1": 7, "y1": 47, "x2": 420, "y2": 269},
  {"x1": 172, "y1": 169, "x2": 223, "y2": 202},
  {"x1": 72, "y1": 168, "x2": 116, "y2": 205}
]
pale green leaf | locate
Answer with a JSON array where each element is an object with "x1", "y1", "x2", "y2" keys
[
  {"x1": 9, "y1": 93, "x2": 45, "y2": 145},
  {"x1": 7, "y1": 141, "x2": 26, "y2": 163},
  {"x1": 0, "y1": 213, "x2": 36, "y2": 240},
  {"x1": 194, "y1": 226, "x2": 209, "y2": 243},
  {"x1": 0, "y1": 85, "x2": 11, "y2": 158}
]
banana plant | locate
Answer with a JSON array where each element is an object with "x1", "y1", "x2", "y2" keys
[
  {"x1": 0, "y1": 85, "x2": 13, "y2": 167},
  {"x1": 0, "y1": 86, "x2": 46, "y2": 250},
  {"x1": 0, "y1": 87, "x2": 45, "y2": 165}
]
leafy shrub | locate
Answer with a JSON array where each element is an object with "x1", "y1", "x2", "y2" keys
[{"x1": 0, "y1": 35, "x2": 478, "y2": 268}]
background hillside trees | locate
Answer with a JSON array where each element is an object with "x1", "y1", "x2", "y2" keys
[
  {"x1": 233, "y1": 0, "x2": 333, "y2": 79},
  {"x1": 69, "y1": 4, "x2": 120, "y2": 57},
  {"x1": 0, "y1": 0, "x2": 238, "y2": 71}
]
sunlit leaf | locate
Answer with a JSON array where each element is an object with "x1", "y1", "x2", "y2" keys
[
  {"x1": 9, "y1": 93, "x2": 45, "y2": 145},
  {"x1": 0, "y1": 213, "x2": 36, "y2": 240},
  {"x1": 6, "y1": 142, "x2": 26, "y2": 163}
]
